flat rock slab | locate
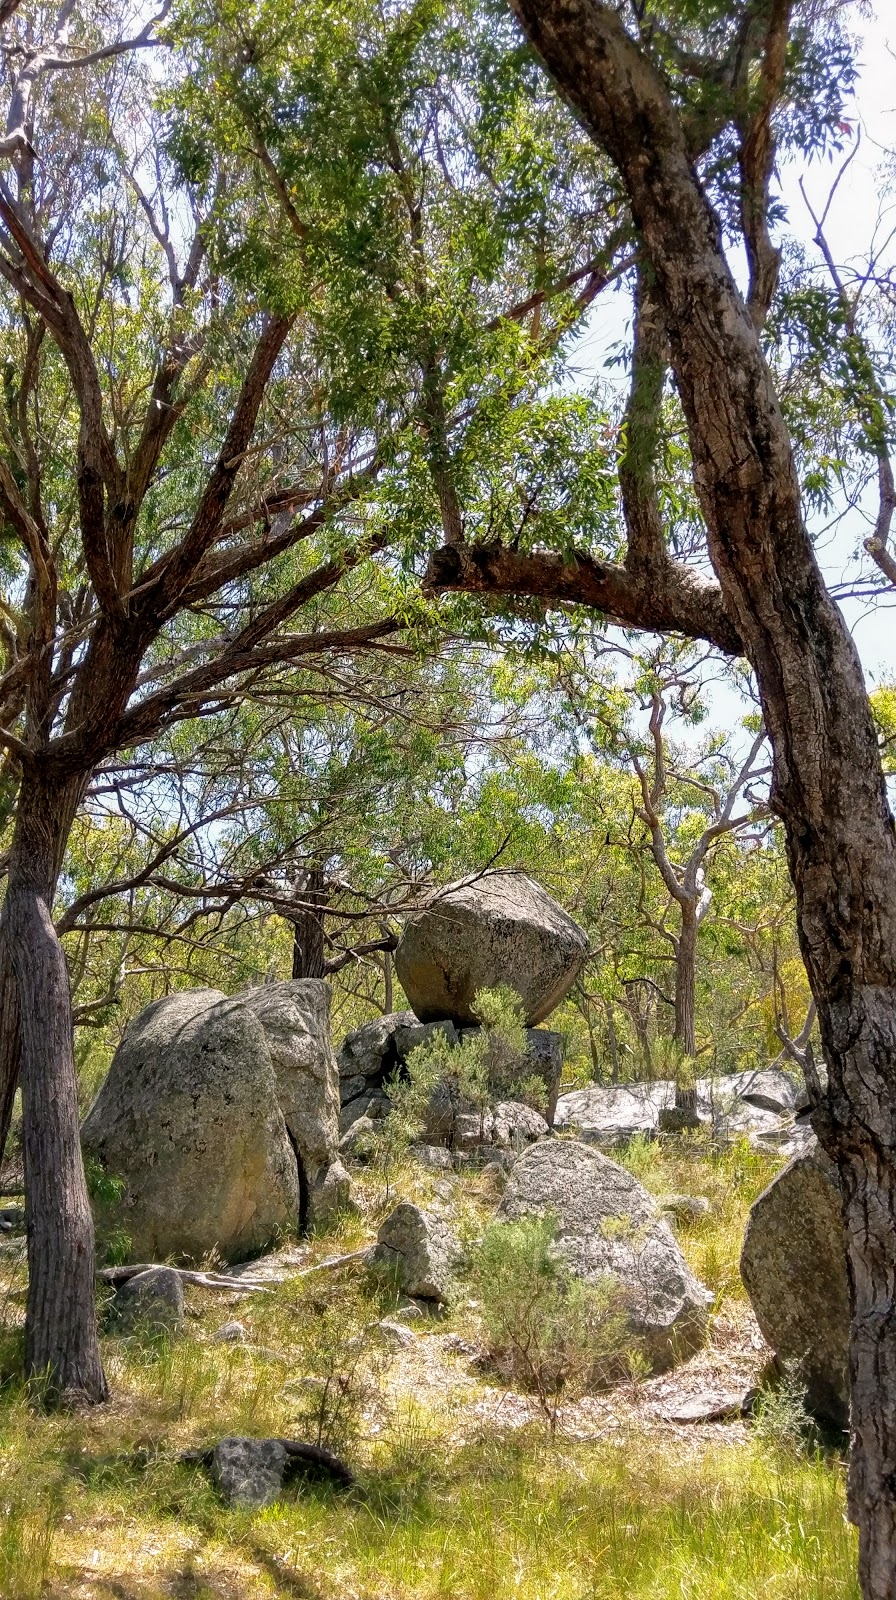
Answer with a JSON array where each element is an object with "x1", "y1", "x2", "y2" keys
[
  {"x1": 662, "y1": 1390, "x2": 751, "y2": 1424},
  {"x1": 394, "y1": 871, "x2": 588, "y2": 1027}
]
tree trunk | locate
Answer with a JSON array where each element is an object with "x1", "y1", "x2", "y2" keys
[
  {"x1": 496, "y1": 14, "x2": 896, "y2": 1583},
  {"x1": 290, "y1": 866, "x2": 326, "y2": 980},
  {"x1": 2, "y1": 770, "x2": 106, "y2": 1403},
  {"x1": 672, "y1": 906, "x2": 700, "y2": 1123},
  {"x1": 0, "y1": 940, "x2": 20, "y2": 1164}
]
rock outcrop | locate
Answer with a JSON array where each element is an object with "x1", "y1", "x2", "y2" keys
[
  {"x1": 338, "y1": 1010, "x2": 563, "y2": 1139},
  {"x1": 394, "y1": 871, "x2": 588, "y2": 1027},
  {"x1": 498, "y1": 1139, "x2": 711, "y2": 1370},
  {"x1": 555, "y1": 1070, "x2": 810, "y2": 1154},
  {"x1": 372, "y1": 1201, "x2": 461, "y2": 1301},
  {"x1": 740, "y1": 1141, "x2": 850, "y2": 1426},
  {"x1": 82, "y1": 981, "x2": 345, "y2": 1263}
]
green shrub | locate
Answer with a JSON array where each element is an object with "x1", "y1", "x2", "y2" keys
[{"x1": 471, "y1": 1213, "x2": 633, "y2": 1429}]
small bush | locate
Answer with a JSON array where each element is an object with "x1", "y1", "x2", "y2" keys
[
  {"x1": 471, "y1": 1214, "x2": 634, "y2": 1429},
  {"x1": 285, "y1": 1282, "x2": 393, "y2": 1456},
  {"x1": 752, "y1": 1360, "x2": 815, "y2": 1459}
]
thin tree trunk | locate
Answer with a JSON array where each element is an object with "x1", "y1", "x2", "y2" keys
[
  {"x1": 381, "y1": 946, "x2": 394, "y2": 1015},
  {"x1": 3, "y1": 772, "x2": 106, "y2": 1403},
  {"x1": 290, "y1": 866, "x2": 326, "y2": 980},
  {"x1": 671, "y1": 906, "x2": 700, "y2": 1124}
]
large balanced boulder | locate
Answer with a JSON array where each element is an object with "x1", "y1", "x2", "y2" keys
[
  {"x1": 498, "y1": 1140, "x2": 711, "y2": 1370},
  {"x1": 740, "y1": 1142, "x2": 850, "y2": 1426},
  {"x1": 82, "y1": 981, "x2": 345, "y2": 1263},
  {"x1": 394, "y1": 871, "x2": 588, "y2": 1027}
]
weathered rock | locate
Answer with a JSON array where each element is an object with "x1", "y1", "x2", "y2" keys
[
  {"x1": 372, "y1": 1202, "x2": 461, "y2": 1301},
  {"x1": 114, "y1": 1266, "x2": 185, "y2": 1334},
  {"x1": 210, "y1": 1436, "x2": 289, "y2": 1508},
  {"x1": 414, "y1": 1144, "x2": 454, "y2": 1171},
  {"x1": 337, "y1": 1011, "x2": 420, "y2": 1088},
  {"x1": 376, "y1": 1318, "x2": 418, "y2": 1349},
  {"x1": 554, "y1": 1081, "x2": 672, "y2": 1143},
  {"x1": 82, "y1": 990, "x2": 299, "y2": 1263},
  {"x1": 740, "y1": 1142, "x2": 849, "y2": 1426},
  {"x1": 310, "y1": 1158, "x2": 354, "y2": 1224},
  {"x1": 241, "y1": 981, "x2": 342, "y2": 1225},
  {"x1": 490, "y1": 1101, "x2": 550, "y2": 1149},
  {"x1": 663, "y1": 1390, "x2": 751, "y2": 1424},
  {"x1": 394, "y1": 871, "x2": 588, "y2": 1027},
  {"x1": 339, "y1": 1115, "x2": 378, "y2": 1158},
  {"x1": 498, "y1": 1140, "x2": 711, "y2": 1370},
  {"x1": 214, "y1": 1320, "x2": 248, "y2": 1344},
  {"x1": 83, "y1": 982, "x2": 343, "y2": 1259},
  {"x1": 657, "y1": 1194, "x2": 711, "y2": 1224},
  {"x1": 554, "y1": 1071, "x2": 806, "y2": 1148}
]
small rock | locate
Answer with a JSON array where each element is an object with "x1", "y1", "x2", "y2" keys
[
  {"x1": 432, "y1": 1179, "x2": 453, "y2": 1201},
  {"x1": 339, "y1": 1115, "x2": 378, "y2": 1158},
  {"x1": 480, "y1": 1160, "x2": 508, "y2": 1191},
  {"x1": 413, "y1": 1144, "x2": 454, "y2": 1171},
  {"x1": 376, "y1": 1318, "x2": 418, "y2": 1348},
  {"x1": 0, "y1": 1206, "x2": 24, "y2": 1231},
  {"x1": 663, "y1": 1390, "x2": 751, "y2": 1424},
  {"x1": 395, "y1": 1302, "x2": 424, "y2": 1321},
  {"x1": 311, "y1": 1159, "x2": 355, "y2": 1224},
  {"x1": 210, "y1": 1436, "x2": 289, "y2": 1508},
  {"x1": 658, "y1": 1194, "x2": 711, "y2": 1224},
  {"x1": 214, "y1": 1320, "x2": 248, "y2": 1344},
  {"x1": 372, "y1": 1202, "x2": 461, "y2": 1302},
  {"x1": 114, "y1": 1267, "x2": 184, "y2": 1334}
]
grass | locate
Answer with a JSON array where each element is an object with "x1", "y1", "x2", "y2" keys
[{"x1": 0, "y1": 1139, "x2": 859, "y2": 1598}]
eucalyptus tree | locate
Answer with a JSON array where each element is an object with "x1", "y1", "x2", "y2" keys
[
  {"x1": 0, "y1": 0, "x2": 619, "y2": 1399},
  {"x1": 422, "y1": 2, "x2": 896, "y2": 1590}
]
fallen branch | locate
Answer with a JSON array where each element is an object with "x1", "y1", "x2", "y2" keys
[
  {"x1": 294, "y1": 1246, "x2": 373, "y2": 1277},
  {"x1": 97, "y1": 1263, "x2": 273, "y2": 1292}
]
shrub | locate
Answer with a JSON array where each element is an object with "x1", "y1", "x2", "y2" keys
[
  {"x1": 375, "y1": 985, "x2": 546, "y2": 1179},
  {"x1": 470, "y1": 1214, "x2": 634, "y2": 1430}
]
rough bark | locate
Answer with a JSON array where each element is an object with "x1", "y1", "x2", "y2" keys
[
  {"x1": 486, "y1": 7, "x2": 896, "y2": 1589},
  {"x1": 289, "y1": 868, "x2": 327, "y2": 981},
  {"x1": 3, "y1": 771, "x2": 106, "y2": 1402},
  {"x1": 674, "y1": 906, "x2": 697, "y2": 1060}
]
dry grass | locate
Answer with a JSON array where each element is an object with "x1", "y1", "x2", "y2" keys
[{"x1": 0, "y1": 1140, "x2": 858, "y2": 1599}]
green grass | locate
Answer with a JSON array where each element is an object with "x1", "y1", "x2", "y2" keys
[{"x1": 0, "y1": 1142, "x2": 858, "y2": 1598}]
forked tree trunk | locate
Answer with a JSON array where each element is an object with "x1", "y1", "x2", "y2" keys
[{"x1": 1, "y1": 771, "x2": 106, "y2": 1403}]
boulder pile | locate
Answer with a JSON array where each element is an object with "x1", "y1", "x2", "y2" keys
[
  {"x1": 82, "y1": 980, "x2": 349, "y2": 1264},
  {"x1": 337, "y1": 872, "x2": 586, "y2": 1157},
  {"x1": 555, "y1": 1069, "x2": 811, "y2": 1156}
]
